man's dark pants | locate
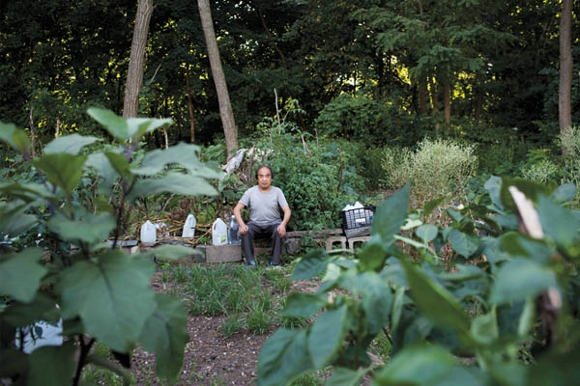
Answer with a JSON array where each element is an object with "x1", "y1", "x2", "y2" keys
[{"x1": 241, "y1": 221, "x2": 283, "y2": 265}]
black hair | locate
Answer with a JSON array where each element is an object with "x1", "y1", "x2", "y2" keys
[{"x1": 255, "y1": 165, "x2": 274, "y2": 179}]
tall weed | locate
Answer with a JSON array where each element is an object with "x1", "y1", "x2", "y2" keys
[{"x1": 381, "y1": 138, "x2": 478, "y2": 203}]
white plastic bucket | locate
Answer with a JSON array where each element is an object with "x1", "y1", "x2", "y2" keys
[
  {"x1": 182, "y1": 213, "x2": 197, "y2": 238},
  {"x1": 140, "y1": 220, "x2": 156, "y2": 246},
  {"x1": 212, "y1": 218, "x2": 228, "y2": 246}
]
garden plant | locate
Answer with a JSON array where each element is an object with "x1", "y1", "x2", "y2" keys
[{"x1": 0, "y1": 109, "x2": 219, "y2": 385}]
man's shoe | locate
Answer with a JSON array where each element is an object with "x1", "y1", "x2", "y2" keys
[
  {"x1": 268, "y1": 260, "x2": 281, "y2": 267},
  {"x1": 245, "y1": 260, "x2": 257, "y2": 267}
]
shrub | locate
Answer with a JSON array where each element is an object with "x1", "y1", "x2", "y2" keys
[
  {"x1": 0, "y1": 109, "x2": 219, "y2": 385},
  {"x1": 558, "y1": 126, "x2": 580, "y2": 194},
  {"x1": 381, "y1": 138, "x2": 478, "y2": 203}
]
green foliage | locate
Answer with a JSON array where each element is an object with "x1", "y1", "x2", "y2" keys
[
  {"x1": 381, "y1": 138, "x2": 478, "y2": 203},
  {"x1": 249, "y1": 101, "x2": 365, "y2": 230},
  {"x1": 0, "y1": 109, "x2": 219, "y2": 385},
  {"x1": 518, "y1": 149, "x2": 562, "y2": 184},
  {"x1": 257, "y1": 176, "x2": 580, "y2": 385},
  {"x1": 559, "y1": 126, "x2": 580, "y2": 194}
]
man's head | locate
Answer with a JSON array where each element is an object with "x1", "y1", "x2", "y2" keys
[{"x1": 255, "y1": 165, "x2": 273, "y2": 191}]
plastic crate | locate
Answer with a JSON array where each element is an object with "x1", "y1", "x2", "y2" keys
[{"x1": 341, "y1": 206, "x2": 375, "y2": 238}]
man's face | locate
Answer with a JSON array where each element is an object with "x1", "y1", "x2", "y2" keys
[{"x1": 257, "y1": 167, "x2": 272, "y2": 190}]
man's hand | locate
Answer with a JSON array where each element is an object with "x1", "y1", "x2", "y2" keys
[
  {"x1": 239, "y1": 223, "x2": 249, "y2": 235},
  {"x1": 277, "y1": 223, "x2": 286, "y2": 238}
]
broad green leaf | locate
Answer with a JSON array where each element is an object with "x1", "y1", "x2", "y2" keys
[
  {"x1": 438, "y1": 264, "x2": 485, "y2": 282},
  {"x1": 308, "y1": 305, "x2": 349, "y2": 369},
  {"x1": 58, "y1": 250, "x2": 156, "y2": 352},
  {"x1": 0, "y1": 122, "x2": 31, "y2": 156},
  {"x1": 47, "y1": 211, "x2": 116, "y2": 245},
  {"x1": 537, "y1": 195, "x2": 580, "y2": 252},
  {"x1": 0, "y1": 348, "x2": 28, "y2": 380},
  {"x1": 2, "y1": 293, "x2": 60, "y2": 327},
  {"x1": 341, "y1": 271, "x2": 393, "y2": 335},
  {"x1": 326, "y1": 367, "x2": 366, "y2": 386},
  {"x1": 423, "y1": 196, "x2": 447, "y2": 219},
  {"x1": 291, "y1": 249, "x2": 330, "y2": 280},
  {"x1": 139, "y1": 294, "x2": 189, "y2": 381},
  {"x1": 448, "y1": 229, "x2": 480, "y2": 258},
  {"x1": 88, "y1": 108, "x2": 172, "y2": 141},
  {"x1": 141, "y1": 244, "x2": 200, "y2": 261},
  {"x1": 32, "y1": 153, "x2": 87, "y2": 193},
  {"x1": 401, "y1": 259, "x2": 471, "y2": 335},
  {"x1": 85, "y1": 152, "x2": 122, "y2": 186},
  {"x1": 43, "y1": 134, "x2": 100, "y2": 155},
  {"x1": 470, "y1": 308, "x2": 498, "y2": 345},
  {"x1": 518, "y1": 297, "x2": 536, "y2": 337},
  {"x1": 27, "y1": 342, "x2": 76, "y2": 386},
  {"x1": 391, "y1": 286, "x2": 406, "y2": 331},
  {"x1": 489, "y1": 259, "x2": 558, "y2": 305},
  {"x1": 127, "y1": 173, "x2": 217, "y2": 202},
  {"x1": 0, "y1": 248, "x2": 46, "y2": 303},
  {"x1": 416, "y1": 224, "x2": 438, "y2": 243},
  {"x1": 257, "y1": 328, "x2": 314, "y2": 386},
  {"x1": 357, "y1": 234, "x2": 389, "y2": 272},
  {"x1": 0, "y1": 203, "x2": 37, "y2": 236},
  {"x1": 105, "y1": 151, "x2": 133, "y2": 177},
  {"x1": 132, "y1": 142, "x2": 220, "y2": 177},
  {"x1": 88, "y1": 108, "x2": 129, "y2": 139},
  {"x1": 373, "y1": 344, "x2": 454, "y2": 385},
  {"x1": 528, "y1": 347, "x2": 580, "y2": 386},
  {"x1": 551, "y1": 182, "x2": 576, "y2": 204},
  {"x1": 484, "y1": 175, "x2": 503, "y2": 210},
  {"x1": 0, "y1": 181, "x2": 56, "y2": 203},
  {"x1": 371, "y1": 184, "x2": 410, "y2": 242},
  {"x1": 282, "y1": 292, "x2": 328, "y2": 318},
  {"x1": 499, "y1": 232, "x2": 554, "y2": 264}
]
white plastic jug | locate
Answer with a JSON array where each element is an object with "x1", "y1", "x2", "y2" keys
[
  {"x1": 182, "y1": 213, "x2": 197, "y2": 238},
  {"x1": 140, "y1": 220, "x2": 156, "y2": 246},
  {"x1": 212, "y1": 218, "x2": 228, "y2": 246}
]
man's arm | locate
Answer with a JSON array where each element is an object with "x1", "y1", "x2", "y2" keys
[
  {"x1": 277, "y1": 205, "x2": 291, "y2": 237},
  {"x1": 233, "y1": 203, "x2": 249, "y2": 235}
]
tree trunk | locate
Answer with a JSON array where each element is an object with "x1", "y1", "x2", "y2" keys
[
  {"x1": 123, "y1": 0, "x2": 154, "y2": 119},
  {"x1": 443, "y1": 80, "x2": 451, "y2": 130},
  {"x1": 197, "y1": 0, "x2": 238, "y2": 156},
  {"x1": 559, "y1": 0, "x2": 573, "y2": 155}
]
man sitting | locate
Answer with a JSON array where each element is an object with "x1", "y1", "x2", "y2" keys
[{"x1": 233, "y1": 165, "x2": 291, "y2": 266}]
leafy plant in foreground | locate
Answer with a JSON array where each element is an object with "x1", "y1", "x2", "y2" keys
[
  {"x1": 0, "y1": 109, "x2": 220, "y2": 385},
  {"x1": 257, "y1": 177, "x2": 580, "y2": 385}
]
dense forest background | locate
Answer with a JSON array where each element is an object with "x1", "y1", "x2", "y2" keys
[{"x1": 1, "y1": 0, "x2": 578, "y2": 156}]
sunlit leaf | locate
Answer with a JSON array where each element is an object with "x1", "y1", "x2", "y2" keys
[{"x1": 326, "y1": 367, "x2": 366, "y2": 386}]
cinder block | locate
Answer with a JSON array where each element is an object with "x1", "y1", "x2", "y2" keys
[{"x1": 205, "y1": 244, "x2": 242, "y2": 263}]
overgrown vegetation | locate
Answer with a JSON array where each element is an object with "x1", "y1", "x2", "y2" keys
[
  {"x1": 257, "y1": 177, "x2": 580, "y2": 386},
  {"x1": 0, "y1": 110, "x2": 220, "y2": 385}
]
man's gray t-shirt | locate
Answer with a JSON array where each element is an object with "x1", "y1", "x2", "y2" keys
[{"x1": 239, "y1": 186, "x2": 289, "y2": 225}]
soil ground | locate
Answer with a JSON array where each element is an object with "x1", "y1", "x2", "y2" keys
[{"x1": 130, "y1": 270, "x2": 321, "y2": 386}]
